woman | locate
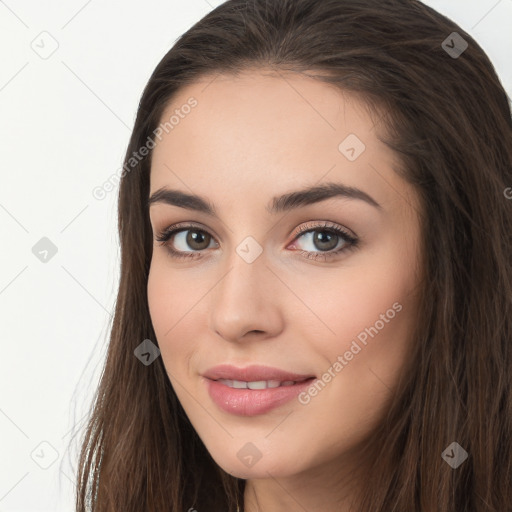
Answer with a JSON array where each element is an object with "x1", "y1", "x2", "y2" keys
[{"x1": 75, "y1": 0, "x2": 512, "y2": 510}]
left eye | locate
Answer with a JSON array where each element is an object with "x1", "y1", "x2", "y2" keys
[
  {"x1": 289, "y1": 223, "x2": 359, "y2": 261},
  {"x1": 155, "y1": 221, "x2": 359, "y2": 262},
  {"x1": 292, "y1": 227, "x2": 348, "y2": 252}
]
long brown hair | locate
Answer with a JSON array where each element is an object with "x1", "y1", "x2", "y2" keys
[{"x1": 74, "y1": 0, "x2": 512, "y2": 510}]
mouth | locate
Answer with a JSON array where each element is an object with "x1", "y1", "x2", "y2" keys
[
  {"x1": 202, "y1": 363, "x2": 316, "y2": 383},
  {"x1": 213, "y1": 377, "x2": 314, "y2": 389},
  {"x1": 202, "y1": 365, "x2": 317, "y2": 416}
]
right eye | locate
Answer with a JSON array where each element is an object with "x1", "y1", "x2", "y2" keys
[{"x1": 155, "y1": 224, "x2": 218, "y2": 260}]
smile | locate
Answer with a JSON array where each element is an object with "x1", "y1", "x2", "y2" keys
[
  {"x1": 205, "y1": 376, "x2": 316, "y2": 416},
  {"x1": 216, "y1": 379, "x2": 303, "y2": 389}
]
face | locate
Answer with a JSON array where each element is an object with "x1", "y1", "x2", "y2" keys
[{"x1": 147, "y1": 70, "x2": 423, "y2": 486}]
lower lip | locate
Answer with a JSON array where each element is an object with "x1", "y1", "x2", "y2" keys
[{"x1": 204, "y1": 377, "x2": 315, "y2": 416}]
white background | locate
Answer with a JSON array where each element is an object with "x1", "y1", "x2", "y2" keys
[{"x1": 0, "y1": 1, "x2": 511, "y2": 510}]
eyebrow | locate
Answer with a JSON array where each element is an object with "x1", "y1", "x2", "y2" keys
[{"x1": 147, "y1": 181, "x2": 382, "y2": 216}]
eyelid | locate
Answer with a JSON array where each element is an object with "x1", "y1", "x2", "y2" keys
[
  {"x1": 292, "y1": 220, "x2": 357, "y2": 240},
  {"x1": 155, "y1": 221, "x2": 219, "y2": 241},
  {"x1": 154, "y1": 220, "x2": 356, "y2": 242},
  {"x1": 154, "y1": 219, "x2": 359, "y2": 262}
]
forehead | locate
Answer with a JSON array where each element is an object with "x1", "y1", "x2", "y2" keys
[
  {"x1": 149, "y1": 69, "x2": 413, "y2": 215},
  {"x1": 153, "y1": 69, "x2": 378, "y2": 159}
]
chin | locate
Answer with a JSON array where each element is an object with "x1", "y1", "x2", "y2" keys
[{"x1": 207, "y1": 442, "x2": 303, "y2": 480}]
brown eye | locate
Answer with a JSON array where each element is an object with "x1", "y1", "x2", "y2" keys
[
  {"x1": 155, "y1": 221, "x2": 359, "y2": 262},
  {"x1": 290, "y1": 221, "x2": 359, "y2": 262},
  {"x1": 310, "y1": 230, "x2": 340, "y2": 251},
  {"x1": 182, "y1": 229, "x2": 212, "y2": 250},
  {"x1": 157, "y1": 228, "x2": 215, "y2": 252},
  {"x1": 155, "y1": 225, "x2": 218, "y2": 260}
]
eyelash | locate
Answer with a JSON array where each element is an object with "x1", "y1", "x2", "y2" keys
[{"x1": 154, "y1": 221, "x2": 359, "y2": 262}]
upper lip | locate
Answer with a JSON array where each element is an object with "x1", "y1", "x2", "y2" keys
[{"x1": 202, "y1": 364, "x2": 315, "y2": 382}]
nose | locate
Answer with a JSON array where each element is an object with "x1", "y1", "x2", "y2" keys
[{"x1": 209, "y1": 247, "x2": 284, "y2": 343}]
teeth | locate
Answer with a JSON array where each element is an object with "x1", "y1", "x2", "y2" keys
[
  {"x1": 247, "y1": 380, "x2": 267, "y2": 390},
  {"x1": 217, "y1": 379, "x2": 297, "y2": 389}
]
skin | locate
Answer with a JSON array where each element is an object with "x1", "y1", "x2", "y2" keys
[{"x1": 147, "y1": 69, "x2": 423, "y2": 512}]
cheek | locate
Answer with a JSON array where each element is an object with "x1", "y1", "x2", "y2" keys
[
  {"x1": 289, "y1": 265, "x2": 414, "y2": 353},
  {"x1": 319, "y1": 234, "x2": 419, "y2": 351},
  {"x1": 291, "y1": 243, "x2": 419, "y2": 407},
  {"x1": 147, "y1": 261, "x2": 170, "y2": 335},
  {"x1": 292, "y1": 274, "x2": 417, "y2": 454},
  {"x1": 147, "y1": 261, "x2": 184, "y2": 366},
  {"x1": 147, "y1": 259, "x2": 204, "y2": 380},
  {"x1": 326, "y1": 265, "x2": 418, "y2": 414},
  {"x1": 147, "y1": 254, "x2": 193, "y2": 332}
]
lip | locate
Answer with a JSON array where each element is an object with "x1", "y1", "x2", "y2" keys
[
  {"x1": 202, "y1": 364, "x2": 315, "y2": 382},
  {"x1": 202, "y1": 364, "x2": 316, "y2": 416}
]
